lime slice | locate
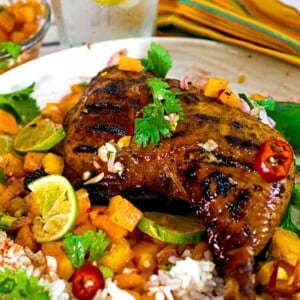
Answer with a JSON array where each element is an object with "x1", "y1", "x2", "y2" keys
[
  {"x1": 94, "y1": 0, "x2": 125, "y2": 5},
  {"x1": 94, "y1": 0, "x2": 138, "y2": 7},
  {"x1": 28, "y1": 175, "x2": 79, "y2": 243},
  {"x1": 137, "y1": 212, "x2": 205, "y2": 244},
  {"x1": 0, "y1": 134, "x2": 14, "y2": 154},
  {"x1": 14, "y1": 116, "x2": 66, "y2": 153}
]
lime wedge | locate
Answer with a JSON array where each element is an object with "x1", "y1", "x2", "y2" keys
[
  {"x1": 14, "y1": 116, "x2": 66, "y2": 153},
  {"x1": 137, "y1": 212, "x2": 205, "y2": 244},
  {"x1": 28, "y1": 175, "x2": 79, "y2": 243},
  {"x1": 0, "y1": 134, "x2": 14, "y2": 154}
]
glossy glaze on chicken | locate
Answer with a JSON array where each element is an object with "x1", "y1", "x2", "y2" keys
[{"x1": 61, "y1": 66, "x2": 296, "y2": 298}]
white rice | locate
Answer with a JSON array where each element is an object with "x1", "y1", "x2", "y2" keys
[
  {"x1": 0, "y1": 231, "x2": 70, "y2": 300},
  {"x1": 0, "y1": 230, "x2": 224, "y2": 300},
  {"x1": 144, "y1": 251, "x2": 224, "y2": 300}
]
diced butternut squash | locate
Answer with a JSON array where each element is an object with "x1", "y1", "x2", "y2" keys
[
  {"x1": 0, "y1": 10, "x2": 15, "y2": 32},
  {"x1": 42, "y1": 103, "x2": 65, "y2": 124},
  {"x1": 0, "y1": 28, "x2": 9, "y2": 41},
  {"x1": 6, "y1": 196, "x2": 28, "y2": 217},
  {"x1": 127, "y1": 290, "x2": 141, "y2": 300},
  {"x1": 22, "y1": 22, "x2": 38, "y2": 36},
  {"x1": 91, "y1": 213, "x2": 127, "y2": 239},
  {"x1": 269, "y1": 228, "x2": 300, "y2": 266},
  {"x1": 141, "y1": 293, "x2": 156, "y2": 300},
  {"x1": 13, "y1": 6, "x2": 35, "y2": 23},
  {"x1": 114, "y1": 273, "x2": 145, "y2": 289},
  {"x1": 76, "y1": 188, "x2": 91, "y2": 225},
  {"x1": 0, "y1": 177, "x2": 24, "y2": 210},
  {"x1": 41, "y1": 241, "x2": 75, "y2": 280},
  {"x1": 132, "y1": 241, "x2": 160, "y2": 271},
  {"x1": 15, "y1": 224, "x2": 39, "y2": 252},
  {"x1": 73, "y1": 221, "x2": 97, "y2": 235},
  {"x1": 99, "y1": 238, "x2": 133, "y2": 273},
  {"x1": 42, "y1": 153, "x2": 64, "y2": 175},
  {"x1": 23, "y1": 152, "x2": 45, "y2": 172},
  {"x1": 106, "y1": 195, "x2": 143, "y2": 232},
  {"x1": 10, "y1": 31, "x2": 26, "y2": 43},
  {"x1": 118, "y1": 56, "x2": 143, "y2": 72},
  {"x1": 88, "y1": 205, "x2": 107, "y2": 221},
  {"x1": 218, "y1": 88, "x2": 242, "y2": 108},
  {"x1": 203, "y1": 77, "x2": 229, "y2": 98},
  {"x1": 0, "y1": 153, "x2": 24, "y2": 178},
  {"x1": 24, "y1": 192, "x2": 40, "y2": 217},
  {"x1": 0, "y1": 109, "x2": 19, "y2": 135}
]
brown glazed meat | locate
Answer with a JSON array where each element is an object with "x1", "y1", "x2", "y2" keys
[{"x1": 62, "y1": 66, "x2": 296, "y2": 298}]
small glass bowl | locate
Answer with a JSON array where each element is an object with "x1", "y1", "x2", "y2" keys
[{"x1": 0, "y1": 0, "x2": 51, "y2": 73}]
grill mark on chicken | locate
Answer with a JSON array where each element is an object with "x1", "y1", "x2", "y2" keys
[
  {"x1": 86, "y1": 102, "x2": 124, "y2": 113},
  {"x1": 225, "y1": 135, "x2": 259, "y2": 150},
  {"x1": 192, "y1": 113, "x2": 220, "y2": 124},
  {"x1": 201, "y1": 172, "x2": 236, "y2": 201},
  {"x1": 181, "y1": 93, "x2": 201, "y2": 104},
  {"x1": 73, "y1": 145, "x2": 98, "y2": 154},
  {"x1": 227, "y1": 189, "x2": 250, "y2": 220},
  {"x1": 231, "y1": 120, "x2": 246, "y2": 129},
  {"x1": 214, "y1": 153, "x2": 254, "y2": 171},
  {"x1": 88, "y1": 123, "x2": 127, "y2": 136}
]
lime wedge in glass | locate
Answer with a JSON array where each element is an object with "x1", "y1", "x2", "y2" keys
[
  {"x1": 28, "y1": 175, "x2": 79, "y2": 243},
  {"x1": 14, "y1": 116, "x2": 66, "y2": 153}
]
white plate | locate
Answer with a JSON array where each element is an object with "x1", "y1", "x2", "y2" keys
[{"x1": 0, "y1": 37, "x2": 300, "y2": 108}]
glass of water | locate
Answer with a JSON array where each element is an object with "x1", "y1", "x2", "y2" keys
[{"x1": 51, "y1": 0, "x2": 159, "y2": 48}]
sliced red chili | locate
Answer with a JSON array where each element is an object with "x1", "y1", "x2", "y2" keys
[
  {"x1": 72, "y1": 262, "x2": 104, "y2": 300},
  {"x1": 253, "y1": 139, "x2": 294, "y2": 182}
]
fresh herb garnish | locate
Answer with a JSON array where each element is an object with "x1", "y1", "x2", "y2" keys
[
  {"x1": 141, "y1": 42, "x2": 172, "y2": 78},
  {"x1": 63, "y1": 230, "x2": 110, "y2": 268},
  {"x1": 0, "y1": 169, "x2": 6, "y2": 184},
  {"x1": 280, "y1": 183, "x2": 300, "y2": 234},
  {"x1": 0, "y1": 42, "x2": 22, "y2": 70},
  {"x1": 134, "y1": 78, "x2": 184, "y2": 146},
  {"x1": 0, "y1": 268, "x2": 50, "y2": 300},
  {"x1": 0, "y1": 83, "x2": 40, "y2": 124},
  {"x1": 239, "y1": 93, "x2": 276, "y2": 111}
]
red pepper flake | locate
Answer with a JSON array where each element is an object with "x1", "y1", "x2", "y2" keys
[{"x1": 253, "y1": 139, "x2": 294, "y2": 182}]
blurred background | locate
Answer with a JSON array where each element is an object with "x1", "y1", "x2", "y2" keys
[{"x1": 0, "y1": 0, "x2": 300, "y2": 71}]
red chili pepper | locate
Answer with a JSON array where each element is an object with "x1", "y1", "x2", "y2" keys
[
  {"x1": 253, "y1": 139, "x2": 293, "y2": 182},
  {"x1": 72, "y1": 262, "x2": 104, "y2": 300}
]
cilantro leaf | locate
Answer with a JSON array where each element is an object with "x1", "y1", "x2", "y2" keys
[
  {"x1": 89, "y1": 230, "x2": 110, "y2": 261},
  {"x1": 0, "y1": 169, "x2": 6, "y2": 183},
  {"x1": 0, "y1": 268, "x2": 50, "y2": 300},
  {"x1": 239, "y1": 93, "x2": 276, "y2": 111},
  {"x1": 135, "y1": 115, "x2": 171, "y2": 146},
  {"x1": 0, "y1": 83, "x2": 40, "y2": 124},
  {"x1": 142, "y1": 42, "x2": 172, "y2": 78},
  {"x1": 63, "y1": 230, "x2": 110, "y2": 268},
  {"x1": 134, "y1": 78, "x2": 184, "y2": 146},
  {"x1": 0, "y1": 42, "x2": 22, "y2": 61}
]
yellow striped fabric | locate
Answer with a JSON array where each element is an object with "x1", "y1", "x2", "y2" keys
[{"x1": 157, "y1": 0, "x2": 300, "y2": 66}]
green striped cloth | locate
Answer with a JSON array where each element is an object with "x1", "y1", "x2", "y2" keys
[{"x1": 157, "y1": 0, "x2": 300, "y2": 66}]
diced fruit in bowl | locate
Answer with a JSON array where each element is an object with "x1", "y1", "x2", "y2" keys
[{"x1": 0, "y1": 0, "x2": 50, "y2": 73}]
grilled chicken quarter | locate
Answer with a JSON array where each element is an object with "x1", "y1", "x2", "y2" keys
[{"x1": 61, "y1": 66, "x2": 296, "y2": 298}]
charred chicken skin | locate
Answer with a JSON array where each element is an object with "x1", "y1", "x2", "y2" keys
[{"x1": 61, "y1": 66, "x2": 296, "y2": 298}]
